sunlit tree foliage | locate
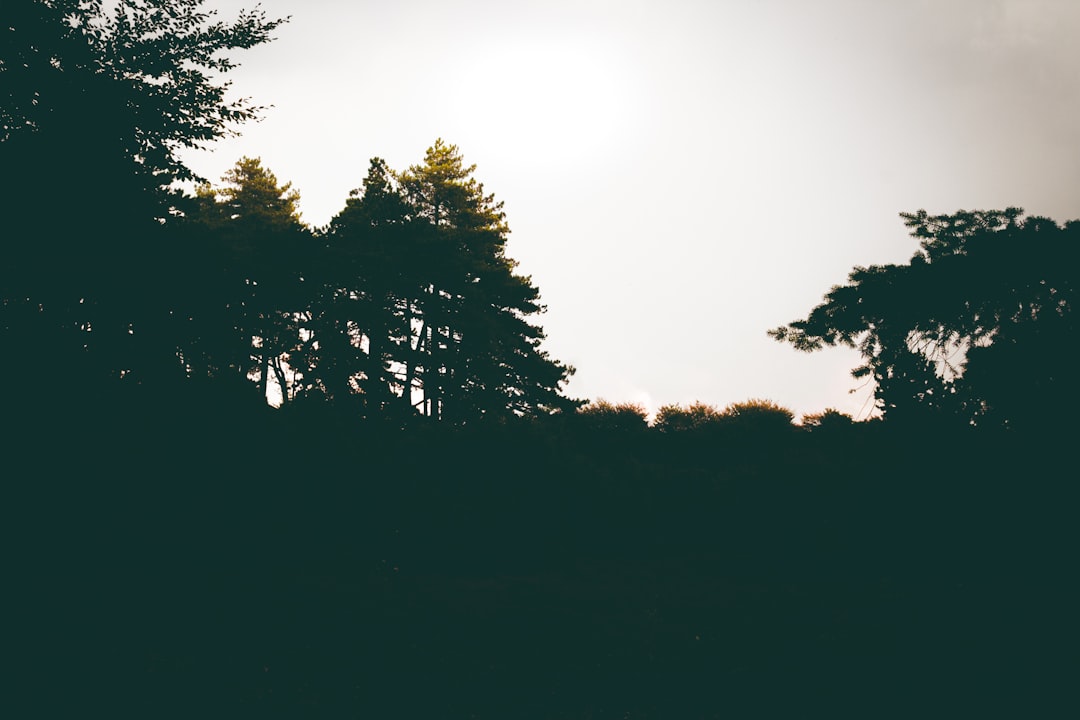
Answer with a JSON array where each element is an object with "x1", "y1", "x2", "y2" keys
[
  {"x1": 318, "y1": 141, "x2": 578, "y2": 422},
  {"x1": 184, "y1": 157, "x2": 311, "y2": 402}
]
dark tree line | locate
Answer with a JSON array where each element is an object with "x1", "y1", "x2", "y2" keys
[
  {"x1": 180, "y1": 147, "x2": 578, "y2": 422},
  {"x1": 6, "y1": 1, "x2": 1075, "y2": 433},
  {"x1": 5, "y1": 4, "x2": 1080, "y2": 717},
  {"x1": 2, "y1": 0, "x2": 576, "y2": 424}
]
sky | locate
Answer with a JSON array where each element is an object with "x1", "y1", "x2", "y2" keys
[{"x1": 179, "y1": 0, "x2": 1080, "y2": 421}]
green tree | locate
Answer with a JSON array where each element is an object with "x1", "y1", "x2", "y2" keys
[
  {"x1": 576, "y1": 399, "x2": 650, "y2": 433},
  {"x1": 770, "y1": 209, "x2": 1078, "y2": 430},
  {"x1": 800, "y1": 408, "x2": 854, "y2": 431},
  {"x1": 1, "y1": 0, "x2": 287, "y2": 397},
  {"x1": 185, "y1": 157, "x2": 311, "y2": 404},
  {"x1": 406, "y1": 140, "x2": 583, "y2": 418},
  {"x1": 718, "y1": 398, "x2": 795, "y2": 433},
  {"x1": 326, "y1": 140, "x2": 578, "y2": 423},
  {"x1": 651, "y1": 399, "x2": 795, "y2": 434},
  {"x1": 652, "y1": 401, "x2": 723, "y2": 432},
  {"x1": 308, "y1": 157, "x2": 416, "y2": 415},
  {"x1": 2, "y1": 0, "x2": 286, "y2": 185}
]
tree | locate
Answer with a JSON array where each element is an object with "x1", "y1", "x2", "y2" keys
[
  {"x1": 652, "y1": 401, "x2": 723, "y2": 433},
  {"x1": 2, "y1": 0, "x2": 287, "y2": 185},
  {"x1": 322, "y1": 141, "x2": 578, "y2": 423},
  {"x1": 721, "y1": 397, "x2": 799, "y2": 425},
  {"x1": 184, "y1": 157, "x2": 311, "y2": 404},
  {"x1": 1, "y1": 0, "x2": 287, "y2": 397},
  {"x1": 401, "y1": 140, "x2": 578, "y2": 421},
  {"x1": 651, "y1": 399, "x2": 794, "y2": 434},
  {"x1": 718, "y1": 398, "x2": 795, "y2": 435},
  {"x1": 800, "y1": 408, "x2": 854, "y2": 431},
  {"x1": 575, "y1": 400, "x2": 649, "y2": 433},
  {"x1": 306, "y1": 157, "x2": 415, "y2": 415},
  {"x1": 770, "y1": 209, "x2": 1078, "y2": 430}
]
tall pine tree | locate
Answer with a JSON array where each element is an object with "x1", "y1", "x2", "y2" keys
[
  {"x1": 308, "y1": 157, "x2": 414, "y2": 415},
  {"x1": 185, "y1": 157, "x2": 311, "y2": 404},
  {"x1": 323, "y1": 141, "x2": 578, "y2": 422}
]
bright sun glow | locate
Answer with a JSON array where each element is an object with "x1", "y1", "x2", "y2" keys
[{"x1": 452, "y1": 39, "x2": 637, "y2": 167}]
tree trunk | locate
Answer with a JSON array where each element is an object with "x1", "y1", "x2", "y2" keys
[
  {"x1": 254, "y1": 345, "x2": 267, "y2": 404},
  {"x1": 403, "y1": 299, "x2": 418, "y2": 416},
  {"x1": 271, "y1": 354, "x2": 289, "y2": 404}
]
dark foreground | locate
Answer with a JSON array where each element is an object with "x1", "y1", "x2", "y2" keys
[{"x1": 6, "y1": 402, "x2": 1078, "y2": 717}]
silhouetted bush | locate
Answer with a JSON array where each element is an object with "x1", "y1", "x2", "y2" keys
[
  {"x1": 720, "y1": 398, "x2": 795, "y2": 428},
  {"x1": 800, "y1": 407, "x2": 855, "y2": 431},
  {"x1": 652, "y1": 400, "x2": 723, "y2": 432},
  {"x1": 573, "y1": 399, "x2": 650, "y2": 433}
]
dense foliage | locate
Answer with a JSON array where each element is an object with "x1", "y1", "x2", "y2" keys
[
  {"x1": 178, "y1": 145, "x2": 579, "y2": 420},
  {"x1": 771, "y1": 209, "x2": 1078, "y2": 431},
  {"x1": 3, "y1": 2, "x2": 576, "y2": 422},
  {"x1": 2, "y1": 0, "x2": 287, "y2": 398},
  {"x1": 313, "y1": 142, "x2": 578, "y2": 421}
]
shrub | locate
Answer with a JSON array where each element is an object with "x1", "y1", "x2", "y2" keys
[
  {"x1": 576, "y1": 399, "x2": 649, "y2": 432},
  {"x1": 652, "y1": 401, "x2": 722, "y2": 432}
]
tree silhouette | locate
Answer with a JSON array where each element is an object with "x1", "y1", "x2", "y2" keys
[
  {"x1": 652, "y1": 401, "x2": 724, "y2": 433},
  {"x1": 1, "y1": 0, "x2": 286, "y2": 397},
  {"x1": 652, "y1": 399, "x2": 794, "y2": 434},
  {"x1": 3, "y1": 0, "x2": 287, "y2": 185},
  {"x1": 184, "y1": 157, "x2": 311, "y2": 404},
  {"x1": 575, "y1": 399, "x2": 649, "y2": 433},
  {"x1": 800, "y1": 408, "x2": 854, "y2": 431},
  {"x1": 320, "y1": 141, "x2": 578, "y2": 422},
  {"x1": 719, "y1": 398, "x2": 795, "y2": 430},
  {"x1": 770, "y1": 209, "x2": 1078, "y2": 430},
  {"x1": 309, "y1": 157, "x2": 416, "y2": 415}
]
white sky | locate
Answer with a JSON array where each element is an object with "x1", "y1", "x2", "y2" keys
[{"x1": 179, "y1": 0, "x2": 1080, "y2": 421}]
